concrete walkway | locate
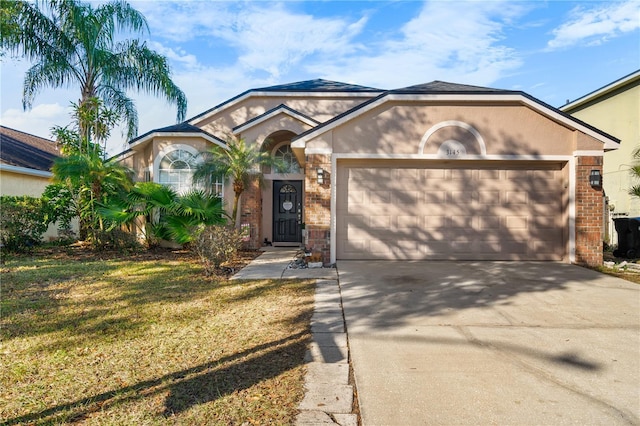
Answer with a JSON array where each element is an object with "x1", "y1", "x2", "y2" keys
[
  {"x1": 231, "y1": 248, "x2": 357, "y2": 426},
  {"x1": 231, "y1": 247, "x2": 339, "y2": 280}
]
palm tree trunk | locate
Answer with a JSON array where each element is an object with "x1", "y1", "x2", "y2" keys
[{"x1": 232, "y1": 191, "x2": 241, "y2": 229}]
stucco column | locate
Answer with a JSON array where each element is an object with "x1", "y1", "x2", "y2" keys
[
  {"x1": 575, "y1": 155, "x2": 604, "y2": 266},
  {"x1": 305, "y1": 154, "x2": 331, "y2": 265}
]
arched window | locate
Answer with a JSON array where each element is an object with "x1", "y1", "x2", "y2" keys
[
  {"x1": 158, "y1": 149, "x2": 198, "y2": 194},
  {"x1": 273, "y1": 144, "x2": 301, "y2": 173},
  {"x1": 157, "y1": 148, "x2": 223, "y2": 197}
]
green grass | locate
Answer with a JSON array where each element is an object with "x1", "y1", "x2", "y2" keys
[{"x1": 0, "y1": 250, "x2": 315, "y2": 425}]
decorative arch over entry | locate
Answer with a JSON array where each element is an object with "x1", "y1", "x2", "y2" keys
[
  {"x1": 419, "y1": 120, "x2": 487, "y2": 157},
  {"x1": 261, "y1": 130, "x2": 303, "y2": 174}
]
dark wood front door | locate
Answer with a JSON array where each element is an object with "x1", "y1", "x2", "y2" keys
[{"x1": 273, "y1": 180, "x2": 302, "y2": 243}]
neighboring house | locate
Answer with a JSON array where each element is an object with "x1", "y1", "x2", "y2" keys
[
  {"x1": 560, "y1": 70, "x2": 640, "y2": 246},
  {"x1": 113, "y1": 79, "x2": 619, "y2": 267},
  {"x1": 0, "y1": 125, "x2": 66, "y2": 240}
]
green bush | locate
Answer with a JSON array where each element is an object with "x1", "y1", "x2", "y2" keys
[
  {"x1": 42, "y1": 183, "x2": 77, "y2": 233},
  {"x1": 193, "y1": 225, "x2": 243, "y2": 276},
  {"x1": 0, "y1": 196, "x2": 49, "y2": 252}
]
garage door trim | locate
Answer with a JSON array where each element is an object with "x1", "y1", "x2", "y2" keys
[{"x1": 330, "y1": 154, "x2": 576, "y2": 264}]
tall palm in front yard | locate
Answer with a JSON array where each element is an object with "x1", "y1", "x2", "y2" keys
[{"x1": 2, "y1": 0, "x2": 186, "y2": 140}]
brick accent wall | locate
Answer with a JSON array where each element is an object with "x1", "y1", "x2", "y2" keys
[
  {"x1": 305, "y1": 154, "x2": 332, "y2": 265},
  {"x1": 238, "y1": 180, "x2": 262, "y2": 249},
  {"x1": 575, "y1": 156, "x2": 604, "y2": 266}
]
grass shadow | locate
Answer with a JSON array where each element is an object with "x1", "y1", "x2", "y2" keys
[{"x1": 2, "y1": 332, "x2": 310, "y2": 425}]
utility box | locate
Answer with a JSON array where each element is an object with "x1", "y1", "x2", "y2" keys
[{"x1": 612, "y1": 217, "x2": 640, "y2": 258}]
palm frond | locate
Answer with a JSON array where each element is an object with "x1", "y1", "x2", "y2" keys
[
  {"x1": 629, "y1": 185, "x2": 640, "y2": 198},
  {"x1": 176, "y1": 190, "x2": 227, "y2": 224},
  {"x1": 95, "y1": 0, "x2": 148, "y2": 35},
  {"x1": 98, "y1": 84, "x2": 138, "y2": 139},
  {"x1": 108, "y1": 39, "x2": 187, "y2": 122},
  {"x1": 23, "y1": 57, "x2": 76, "y2": 109}
]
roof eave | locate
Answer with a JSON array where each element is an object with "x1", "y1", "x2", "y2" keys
[
  {"x1": 0, "y1": 163, "x2": 53, "y2": 178},
  {"x1": 560, "y1": 70, "x2": 640, "y2": 112},
  {"x1": 127, "y1": 131, "x2": 227, "y2": 151}
]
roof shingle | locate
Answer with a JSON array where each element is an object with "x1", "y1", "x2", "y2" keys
[
  {"x1": 391, "y1": 80, "x2": 514, "y2": 94},
  {"x1": 255, "y1": 79, "x2": 383, "y2": 93},
  {"x1": 0, "y1": 126, "x2": 60, "y2": 171}
]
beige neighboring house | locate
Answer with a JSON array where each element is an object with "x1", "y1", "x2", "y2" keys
[
  {"x1": 0, "y1": 125, "x2": 67, "y2": 240},
  {"x1": 561, "y1": 70, "x2": 640, "y2": 245},
  {"x1": 114, "y1": 79, "x2": 619, "y2": 266}
]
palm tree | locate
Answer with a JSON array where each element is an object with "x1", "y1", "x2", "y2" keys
[
  {"x1": 2, "y1": 0, "x2": 186, "y2": 139},
  {"x1": 193, "y1": 138, "x2": 285, "y2": 228}
]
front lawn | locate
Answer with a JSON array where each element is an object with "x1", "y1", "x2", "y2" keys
[{"x1": 0, "y1": 249, "x2": 314, "y2": 425}]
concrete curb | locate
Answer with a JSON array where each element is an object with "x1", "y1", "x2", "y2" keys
[{"x1": 296, "y1": 279, "x2": 357, "y2": 426}]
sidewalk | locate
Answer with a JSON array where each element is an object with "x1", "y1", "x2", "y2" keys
[{"x1": 231, "y1": 248, "x2": 356, "y2": 426}]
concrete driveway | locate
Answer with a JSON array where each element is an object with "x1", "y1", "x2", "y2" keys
[{"x1": 337, "y1": 261, "x2": 640, "y2": 425}]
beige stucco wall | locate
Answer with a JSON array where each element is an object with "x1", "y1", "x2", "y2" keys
[
  {"x1": 312, "y1": 102, "x2": 599, "y2": 156},
  {"x1": 238, "y1": 114, "x2": 313, "y2": 148},
  {"x1": 0, "y1": 169, "x2": 51, "y2": 197},
  {"x1": 567, "y1": 82, "x2": 640, "y2": 220}
]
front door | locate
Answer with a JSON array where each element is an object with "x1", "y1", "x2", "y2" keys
[{"x1": 273, "y1": 180, "x2": 302, "y2": 243}]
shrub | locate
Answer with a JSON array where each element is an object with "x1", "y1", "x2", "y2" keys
[
  {"x1": 42, "y1": 183, "x2": 77, "y2": 234},
  {"x1": 193, "y1": 225, "x2": 243, "y2": 275},
  {"x1": 0, "y1": 196, "x2": 48, "y2": 252}
]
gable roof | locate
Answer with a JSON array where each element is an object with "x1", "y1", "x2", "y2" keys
[
  {"x1": 232, "y1": 104, "x2": 320, "y2": 135},
  {"x1": 291, "y1": 80, "x2": 620, "y2": 151},
  {"x1": 187, "y1": 79, "x2": 384, "y2": 126},
  {"x1": 127, "y1": 122, "x2": 227, "y2": 151},
  {"x1": 0, "y1": 126, "x2": 60, "y2": 172}
]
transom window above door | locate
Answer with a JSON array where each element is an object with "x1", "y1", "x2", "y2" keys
[{"x1": 273, "y1": 144, "x2": 301, "y2": 174}]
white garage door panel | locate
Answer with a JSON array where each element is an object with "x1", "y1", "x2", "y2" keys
[{"x1": 337, "y1": 163, "x2": 566, "y2": 261}]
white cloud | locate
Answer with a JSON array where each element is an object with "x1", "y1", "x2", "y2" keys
[
  {"x1": 147, "y1": 41, "x2": 199, "y2": 70},
  {"x1": 220, "y1": 4, "x2": 367, "y2": 78},
  {"x1": 133, "y1": 1, "x2": 233, "y2": 42},
  {"x1": 306, "y1": 1, "x2": 525, "y2": 88},
  {"x1": 548, "y1": 1, "x2": 640, "y2": 50},
  {"x1": 1, "y1": 103, "x2": 70, "y2": 140},
  {"x1": 135, "y1": 1, "x2": 367, "y2": 79}
]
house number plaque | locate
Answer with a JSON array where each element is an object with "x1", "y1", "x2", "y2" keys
[
  {"x1": 283, "y1": 201, "x2": 293, "y2": 211},
  {"x1": 438, "y1": 139, "x2": 467, "y2": 158}
]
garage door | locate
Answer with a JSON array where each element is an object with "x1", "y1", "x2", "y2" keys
[{"x1": 336, "y1": 160, "x2": 566, "y2": 261}]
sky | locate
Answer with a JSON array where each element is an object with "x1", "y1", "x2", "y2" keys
[{"x1": 1, "y1": 0, "x2": 639, "y2": 156}]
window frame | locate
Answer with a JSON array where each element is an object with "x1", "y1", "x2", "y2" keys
[{"x1": 154, "y1": 144, "x2": 224, "y2": 197}]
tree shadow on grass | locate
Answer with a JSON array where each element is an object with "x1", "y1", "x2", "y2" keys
[
  {"x1": 1, "y1": 255, "x2": 257, "y2": 345},
  {"x1": 2, "y1": 332, "x2": 309, "y2": 425}
]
